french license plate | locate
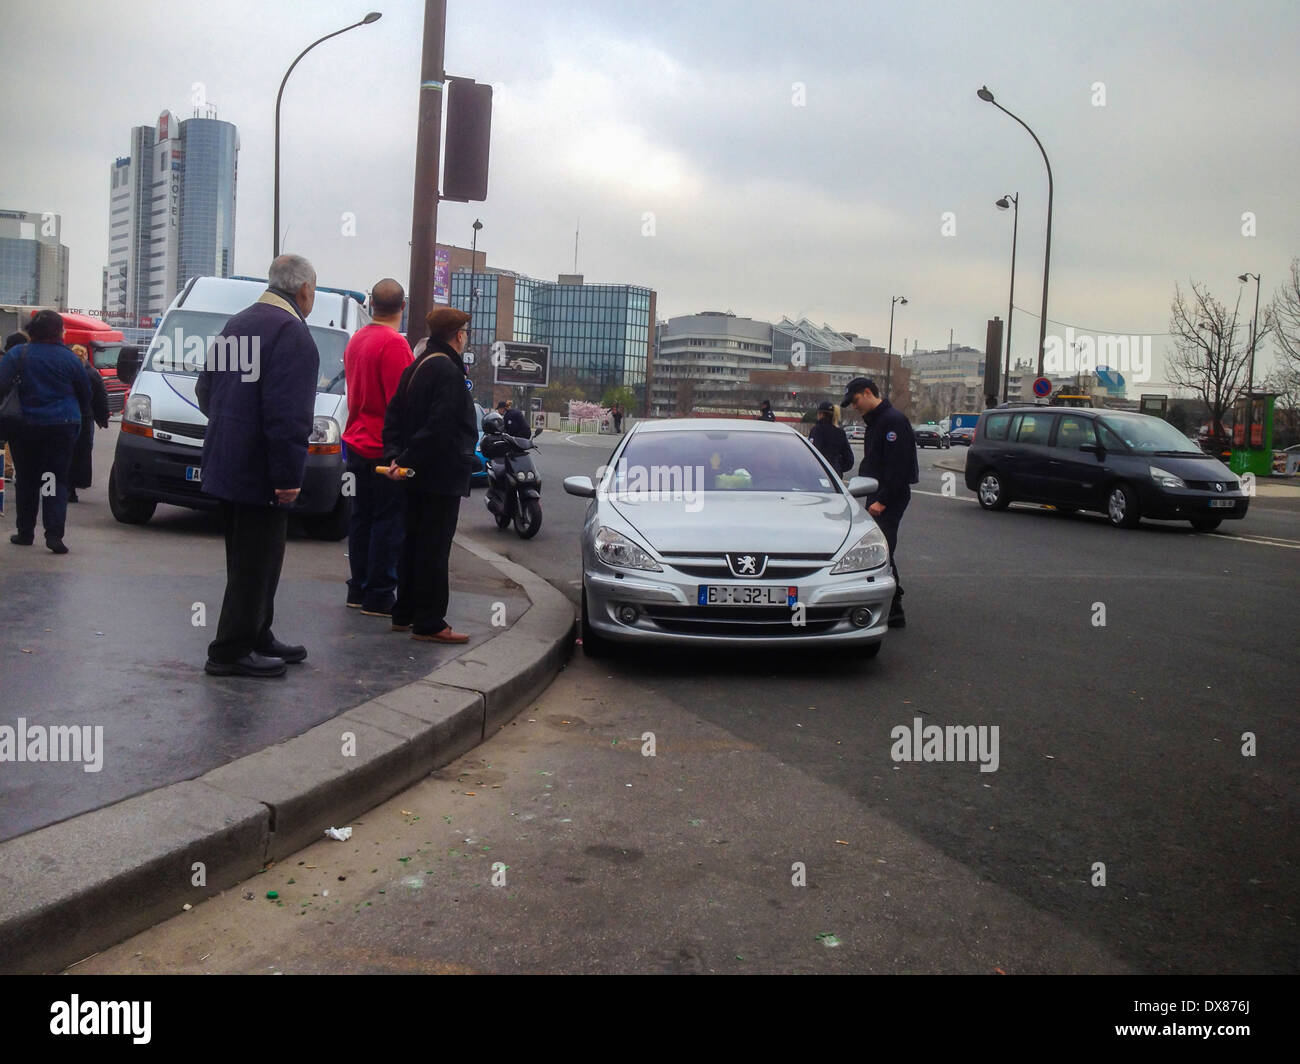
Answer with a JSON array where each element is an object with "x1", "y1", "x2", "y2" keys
[
  {"x1": 1209, "y1": 499, "x2": 1234, "y2": 509},
  {"x1": 185, "y1": 466, "x2": 202, "y2": 482},
  {"x1": 698, "y1": 585, "x2": 797, "y2": 607}
]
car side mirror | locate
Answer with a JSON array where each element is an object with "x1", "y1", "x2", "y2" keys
[
  {"x1": 563, "y1": 475, "x2": 595, "y2": 498},
  {"x1": 1080, "y1": 443, "x2": 1105, "y2": 459},
  {"x1": 117, "y1": 345, "x2": 141, "y2": 387},
  {"x1": 847, "y1": 476, "x2": 879, "y2": 498}
]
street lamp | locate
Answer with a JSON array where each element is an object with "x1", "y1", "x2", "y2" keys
[
  {"x1": 884, "y1": 295, "x2": 907, "y2": 403},
  {"x1": 468, "y1": 218, "x2": 483, "y2": 353},
  {"x1": 996, "y1": 193, "x2": 1019, "y2": 402},
  {"x1": 274, "y1": 12, "x2": 382, "y2": 257},
  {"x1": 978, "y1": 86, "x2": 1053, "y2": 379},
  {"x1": 1238, "y1": 271, "x2": 1261, "y2": 448}
]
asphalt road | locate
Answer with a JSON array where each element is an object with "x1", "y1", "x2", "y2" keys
[{"x1": 77, "y1": 428, "x2": 1300, "y2": 973}]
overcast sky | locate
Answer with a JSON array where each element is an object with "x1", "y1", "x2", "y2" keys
[{"x1": 4, "y1": 0, "x2": 1297, "y2": 388}]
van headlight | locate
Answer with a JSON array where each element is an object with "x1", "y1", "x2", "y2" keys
[
  {"x1": 123, "y1": 393, "x2": 151, "y2": 425},
  {"x1": 1149, "y1": 465, "x2": 1185, "y2": 490},
  {"x1": 830, "y1": 526, "x2": 890, "y2": 573},
  {"x1": 594, "y1": 527, "x2": 662, "y2": 572},
  {"x1": 309, "y1": 416, "x2": 340, "y2": 444}
]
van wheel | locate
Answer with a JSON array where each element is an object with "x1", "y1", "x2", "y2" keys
[
  {"x1": 108, "y1": 466, "x2": 156, "y2": 525},
  {"x1": 301, "y1": 494, "x2": 350, "y2": 540},
  {"x1": 1106, "y1": 483, "x2": 1141, "y2": 529},
  {"x1": 977, "y1": 470, "x2": 1011, "y2": 510},
  {"x1": 1190, "y1": 517, "x2": 1221, "y2": 533}
]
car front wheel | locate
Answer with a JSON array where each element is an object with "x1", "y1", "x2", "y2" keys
[
  {"x1": 977, "y1": 470, "x2": 1011, "y2": 511},
  {"x1": 1107, "y1": 483, "x2": 1141, "y2": 529}
]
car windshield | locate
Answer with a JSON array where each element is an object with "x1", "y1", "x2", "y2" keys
[
  {"x1": 1098, "y1": 413, "x2": 1204, "y2": 455},
  {"x1": 143, "y1": 309, "x2": 349, "y2": 394},
  {"x1": 610, "y1": 429, "x2": 837, "y2": 493}
]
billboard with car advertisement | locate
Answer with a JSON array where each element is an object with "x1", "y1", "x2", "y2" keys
[{"x1": 492, "y1": 340, "x2": 550, "y2": 387}]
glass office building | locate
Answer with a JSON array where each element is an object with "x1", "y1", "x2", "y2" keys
[
  {"x1": 178, "y1": 118, "x2": 238, "y2": 289},
  {"x1": 0, "y1": 210, "x2": 69, "y2": 307}
]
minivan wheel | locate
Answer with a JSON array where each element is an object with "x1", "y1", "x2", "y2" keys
[
  {"x1": 1190, "y1": 517, "x2": 1222, "y2": 533},
  {"x1": 1107, "y1": 483, "x2": 1141, "y2": 528},
  {"x1": 108, "y1": 466, "x2": 156, "y2": 525},
  {"x1": 977, "y1": 471, "x2": 1011, "y2": 511}
]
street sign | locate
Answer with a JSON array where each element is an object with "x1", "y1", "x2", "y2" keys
[{"x1": 1032, "y1": 376, "x2": 1052, "y2": 398}]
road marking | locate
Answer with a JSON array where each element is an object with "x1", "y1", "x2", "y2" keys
[
  {"x1": 913, "y1": 489, "x2": 975, "y2": 502},
  {"x1": 1205, "y1": 531, "x2": 1300, "y2": 550}
]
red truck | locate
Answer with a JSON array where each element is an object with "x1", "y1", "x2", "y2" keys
[{"x1": 0, "y1": 307, "x2": 130, "y2": 414}]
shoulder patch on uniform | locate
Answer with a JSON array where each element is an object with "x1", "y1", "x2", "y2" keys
[{"x1": 885, "y1": 430, "x2": 897, "y2": 442}]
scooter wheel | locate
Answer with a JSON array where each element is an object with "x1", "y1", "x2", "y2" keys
[{"x1": 515, "y1": 499, "x2": 542, "y2": 539}]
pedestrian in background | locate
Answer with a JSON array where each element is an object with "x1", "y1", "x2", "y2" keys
[
  {"x1": 810, "y1": 399, "x2": 854, "y2": 477},
  {"x1": 196, "y1": 254, "x2": 320, "y2": 677},
  {"x1": 612, "y1": 403, "x2": 623, "y2": 433},
  {"x1": 1, "y1": 330, "x2": 29, "y2": 498},
  {"x1": 67, "y1": 344, "x2": 110, "y2": 503},
  {"x1": 497, "y1": 399, "x2": 529, "y2": 438},
  {"x1": 383, "y1": 306, "x2": 478, "y2": 644},
  {"x1": 758, "y1": 398, "x2": 775, "y2": 422},
  {"x1": 841, "y1": 377, "x2": 917, "y2": 628},
  {"x1": 342, "y1": 278, "x2": 413, "y2": 616},
  {"x1": 0, "y1": 311, "x2": 90, "y2": 553}
]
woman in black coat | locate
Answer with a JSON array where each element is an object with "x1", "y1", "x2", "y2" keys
[{"x1": 68, "y1": 345, "x2": 110, "y2": 501}]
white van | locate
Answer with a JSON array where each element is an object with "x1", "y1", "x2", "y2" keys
[{"x1": 109, "y1": 275, "x2": 371, "y2": 539}]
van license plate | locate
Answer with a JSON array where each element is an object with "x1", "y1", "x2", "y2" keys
[
  {"x1": 698, "y1": 585, "x2": 797, "y2": 607},
  {"x1": 1209, "y1": 499, "x2": 1233, "y2": 509},
  {"x1": 185, "y1": 466, "x2": 202, "y2": 482}
]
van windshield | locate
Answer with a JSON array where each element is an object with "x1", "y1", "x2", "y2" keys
[{"x1": 143, "y1": 309, "x2": 348, "y2": 394}]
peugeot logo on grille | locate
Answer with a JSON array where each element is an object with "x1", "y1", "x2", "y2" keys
[{"x1": 727, "y1": 553, "x2": 768, "y2": 577}]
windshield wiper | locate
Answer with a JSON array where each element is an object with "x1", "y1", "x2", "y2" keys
[{"x1": 1151, "y1": 449, "x2": 1210, "y2": 457}]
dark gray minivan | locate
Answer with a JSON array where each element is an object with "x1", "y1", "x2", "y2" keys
[{"x1": 965, "y1": 406, "x2": 1249, "y2": 531}]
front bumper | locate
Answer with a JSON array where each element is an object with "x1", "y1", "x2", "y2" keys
[
  {"x1": 113, "y1": 430, "x2": 343, "y2": 514},
  {"x1": 584, "y1": 558, "x2": 896, "y2": 648},
  {"x1": 1137, "y1": 483, "x2": 1250, "y2": 521}
]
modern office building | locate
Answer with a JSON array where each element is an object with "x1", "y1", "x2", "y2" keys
[
  {"x1": 650, "y1": 311, "x2": 775, "y2": 416},
  {"x1": 442, "y1": 249, "x2": 655, "y2": 406},
  {"x1": 0, "y1": 209, "x2": 69, "y2": 308},
  {"x1": 103, "y1": 109, "x2": 238, "y2": 324},
  {"x1": 905, "y1": 344, "x2": 1026, "y2": 415}
]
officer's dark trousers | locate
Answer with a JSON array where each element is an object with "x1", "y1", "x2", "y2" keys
[
  {"x1": 874, "y1": 495, "x2": 908, "y2": 618},
  {"x1": 208, "y1": 501, "x2": 289, "y2": 663}
]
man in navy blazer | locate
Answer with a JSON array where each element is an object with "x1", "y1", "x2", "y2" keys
[{"x1": 196, "y1": 255, "x2": 320, "y2": 677}]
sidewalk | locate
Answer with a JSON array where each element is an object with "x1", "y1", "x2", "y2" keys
[{"x1": 0, "y1": 438, "x2": 574, "y2": 972}]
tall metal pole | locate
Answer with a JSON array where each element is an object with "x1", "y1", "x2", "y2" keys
[
  {"x1": 406, "y1": 1, "x2": 448, "y2": 349},
  {"x1": 469, "y1": 219, "x2": 481, "y2": 351},
  {"x1": 978, "y1": 88, "x2": 1053, "y2": 378},
  {"x1": 1241, "y1": 272, "x2": 1261, "y2": 448},
  {"x1": 999, "y1": 193, "x2": 1018, "y2": 402},
  {"x1": 885, "y1": 300, "x2": 897, "y2": 403},
  {"x1": 275, "y1": 14, "x2": 381, "y2": 258}
]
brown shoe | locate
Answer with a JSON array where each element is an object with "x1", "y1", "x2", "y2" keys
[{"x1": 412, "y1": 627, "x2": 470, "y2": 644}]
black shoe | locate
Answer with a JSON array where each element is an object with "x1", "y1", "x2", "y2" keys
[
  {"x1": 10, "y1": 533, "x2": 34, "y2": 546},
  {"x1": 46, "y1": 538, "x2": 69, "y2": 555},
  {"x1": 257, "y1": 639, "x2": 307, "y2": 664},
  {"x1": 360, "y1": 603, "x2": 393, "y2": 617},
  {"x1": 205, "y1": 651, "x2": 287, "y2": 677}
]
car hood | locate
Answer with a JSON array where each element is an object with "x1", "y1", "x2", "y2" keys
[
  {"x1": 608, "y1": 492, "x2": 856, "y2": 554},
  {"x1": 1139, "y1": 453, "x2": 1236, "y2": 481}
]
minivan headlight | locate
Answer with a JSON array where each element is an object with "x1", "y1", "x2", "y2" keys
[
  {"x1": 594, "y1": 527, "x2": 662, "y2": 572},
  {"x1": 123, "y1": 393, "x2": 151, "y2": 425},
  {"x1": 831, "y1": 525, "x2": 890, "y2": 573},
  {"x1": 1149, "y1": 465, "x2": 1185, "y2": 490}
]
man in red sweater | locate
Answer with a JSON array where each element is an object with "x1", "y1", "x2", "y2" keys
[{"x1": 343, "y1": 278, "x2": 413, "y2": 614}]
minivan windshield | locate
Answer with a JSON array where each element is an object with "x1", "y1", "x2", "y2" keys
[
  {"x1": 143, "y1": 309, "x2": 349, "y2": 394},
  {"x1": 612, "y1": 430, "x2": 837, "y2": 493},
  {"x1": 1098, "y1": 412, "x2": 1204, "y2": 455}
]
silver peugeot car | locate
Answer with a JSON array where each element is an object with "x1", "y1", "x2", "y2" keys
[{"x1": 563, "y1": 419, "x2": 896, "y2": 658}]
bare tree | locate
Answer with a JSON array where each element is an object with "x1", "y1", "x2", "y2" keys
[
  {"x1": 1269, "y1": 257, "x2": 1300, "y2": 377},
  {"x1": 1166, "y1": 281, "x2": 1250, "y2": 441}
]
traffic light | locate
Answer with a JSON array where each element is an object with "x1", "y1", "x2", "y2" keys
[
  {"x1": 444, "y1": 78, "x2": 493, "y2": 202},
  {"x1": 790, "y1": 390, "x2": 799, "y2": 401}
]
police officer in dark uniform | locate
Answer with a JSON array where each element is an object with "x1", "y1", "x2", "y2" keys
[
  {"x1": 758, "y1": 399, "x2": 776, "y2": 422},
  {"x1": 841, "y1": 377, "x2": 916, "y2": 627},
  {"x1": 809, "y1": 400, "x2": 854, "y2": 476}
]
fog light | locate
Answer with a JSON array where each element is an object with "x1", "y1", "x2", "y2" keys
[
  {"x1": 617, "y1": 604, "x2": 639, "y2": 625},
  {"x1": 851, "y1": 607, "x2": 872, "y2": 628}
]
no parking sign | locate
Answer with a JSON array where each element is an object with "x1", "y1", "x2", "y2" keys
[{"x1": 1032, "y1": 376, "x2": 1052, "y2": 398}]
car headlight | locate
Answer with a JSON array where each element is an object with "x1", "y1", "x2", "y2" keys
[
  {"x1": 123, "y1": 393, "x2": 151, "y2": 425},
  {"x1": 830, "y1": 525, "x2": 890, "y2": 574},
  {"x1": 309, "y1": 416, "x2": 341, "y2": 444},
  {"x1": 594, "y1": 526, "x2": 662, "y2": 572},
  {"x1": 1149, "y1": 465, "x2": 1185, "y2": 490}
]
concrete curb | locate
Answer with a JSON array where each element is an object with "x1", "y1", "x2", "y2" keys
[
  {"x1": 934, "y1": 455, "x2": 967, "y2": 476},
  {"x1": 0, "y1": 535, "x2": 575, "y2": 974}
]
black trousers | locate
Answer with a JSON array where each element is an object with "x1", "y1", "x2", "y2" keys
[
  {"x1": 393, "y1": 492, "x2": 461, "y2": 635},
  {"x1": 8, "y1": 422, "x2": 79, "y2": 541},
  {"x1": 208, "y1": 501, "x2": 289, "y2": 663},
  {"x1": 873, "y1": 495, "x2": 908, "y2": 617}
]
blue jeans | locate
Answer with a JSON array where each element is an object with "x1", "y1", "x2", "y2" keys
[
  {"x1": 9, "y1": 422, "x2": 79, "y2": 542},
  {"x1": 346, "y1": 452, "x2": 405, "y2": 610}
]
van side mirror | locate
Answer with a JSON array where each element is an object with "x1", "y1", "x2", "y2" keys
[
  {"x1": 118, "y1": 345, "x2": 142, "y2": 387},
  {"x1": 1080, "y1": 443, "x2": 1105, "y2": 459}
]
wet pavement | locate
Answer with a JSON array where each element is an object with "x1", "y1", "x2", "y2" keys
[{"x1": 0, "y1": 424, "x2": 529, "y2": 842}]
